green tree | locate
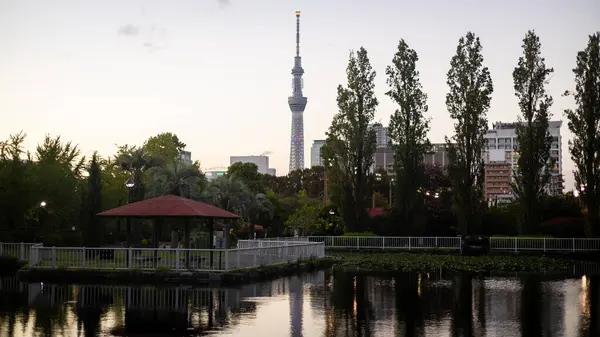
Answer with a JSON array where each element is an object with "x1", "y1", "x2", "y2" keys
[
  {"x1": 322, "y1": 47, "x2": 378, "y2": 232},
  {"x1": 99, "y1": 158, "x2": 129, "y2": 208},
  {"x1": 143, "y1": 132, "x2": 186, "y2": 165},
  {"x1": 35, "y1": 135, "x2": 86, "y2": 177},
  {"x1": 565, "y1": 33, "x2": 600, "y2": 237},
  {"x1": 82, "y1": 152, "x2": 102, "y2": 246},
  {"x1": 115, "y1": 145, "x2": 163, "y2": 202},
  {"x1": 147, "y1": 162, "x2": 207, "y2": 199},
  {"x1": 385, "y1": 39, "x2": 431, "y2": 230},
  {"x1": 445, "y1": 32, "x2": 493, "y2": 234},
  {"x1": 0, "y1": 132, "x2": 37, "y2": 238},
  {"x1": 284, "y1": 191, "x2": 327, "y2": 235},
  {"x1": 227, "y1": 162, "x2": 262, "y2": 193},
  {"x1": 243, "y1": 192, "x2": 274, "y2": 236},
  {"x1": 206, "y1": 175, "x2": 250, "y2": 216},
  {"x1": 511, "y1": 31, "x2": 554, "y2": 234},
  {"x1": 32, "y1": 135, "x2": 85, "y2": 242}
]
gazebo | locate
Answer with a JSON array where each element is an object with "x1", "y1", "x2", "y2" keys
[{"x1": 97, "y1": 195, "x2": 240, "y2": 268}]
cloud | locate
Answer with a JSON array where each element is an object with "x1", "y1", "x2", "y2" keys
[
  {"x1": 217, "y1": 0, "x2": 230, "y2": 8},
  {"x1": 118, "y1": 24, "x2": 140, "y2": 36}
]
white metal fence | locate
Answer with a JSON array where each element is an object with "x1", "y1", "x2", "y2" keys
[
  {"x1": 0, "y1": 242, "x2": 42, "y2": 261},
  {"x1": 253, "y1": 236, "x2": 600, "y2": 252},
  {"x1": 28, "y1": 241, "x2": 325, "y2": 272}
]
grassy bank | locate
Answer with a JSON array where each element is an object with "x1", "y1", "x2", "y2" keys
[{"x1": 330, "y1": 252, "x2": 572, "y2": 273}]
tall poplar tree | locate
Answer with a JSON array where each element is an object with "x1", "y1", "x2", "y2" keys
[
  {"x1": 565, "y1": 33, "x2": 600, "y2": 237},
  {"x1": 445, "y1": 32, "x2": 493, "y2": 234},
  {"x1": 385, "y1": 39, "x2": 431, "y2": 232},
  {"x1": 511, "y1": 30, "x2": 554, "y2": 234},
  {"x1": 322, "y1": 47, "x2": 378, "y2": 232}
]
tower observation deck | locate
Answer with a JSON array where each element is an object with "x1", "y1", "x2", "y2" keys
[{"x1": 288, "y1": 10, "x2": 307, "y2": 172}]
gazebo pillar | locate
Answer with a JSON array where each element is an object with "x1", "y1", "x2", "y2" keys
[
  {"x1": 184, "y1": 218, "x2": 190, "y2": 269},
  {"x1": 208, "y1": 218, "x2": 214, "y2": 268},
  {"x1": 126, "y1": 218, "x2": 132, "y2": 268},
  {"x1": 152, "y1": 218, "x2": 161, "y2": 267}
]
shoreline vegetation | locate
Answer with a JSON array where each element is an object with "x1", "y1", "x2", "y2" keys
[{"x1": 329, "y1": 252, "x2": 581, "y2": 273}]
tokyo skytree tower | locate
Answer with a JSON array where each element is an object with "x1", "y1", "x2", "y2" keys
[{"x1": 288, "y1": 10, "x2": 307, "y2": 172}]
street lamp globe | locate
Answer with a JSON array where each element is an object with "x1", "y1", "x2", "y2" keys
[
  {"x1": 40, "y1": 201, "x2": 47, "y2": 207},
  {"x1": 125, "y1": 177, "x2": 135, "y2": 188}
]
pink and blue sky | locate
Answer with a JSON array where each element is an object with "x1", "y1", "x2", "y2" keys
[{"x1": 1, "y1": 0, "x2": 598, "y2": 189}]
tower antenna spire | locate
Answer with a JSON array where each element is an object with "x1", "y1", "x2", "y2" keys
[
  {"x1": 288, "y1": 10, "x2": 307, "y2": 173},
  {"x1": 295, "y1": 11, "x2": 300, "y2": 57}
]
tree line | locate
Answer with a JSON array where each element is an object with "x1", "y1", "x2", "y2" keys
[
  {"x1": 321, "y1": 31, "x2": 600, "y2": 237},
  {"x1": 1, "y1": 31, "x2": 598, "y2": 242}
]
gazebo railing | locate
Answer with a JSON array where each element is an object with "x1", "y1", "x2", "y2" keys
[
  {"x1": 0, "y1": 242, "x2": 43, "y2": 262},
  {"x1": 28, "y1": 242, "x2": 325, "y2": 272}
]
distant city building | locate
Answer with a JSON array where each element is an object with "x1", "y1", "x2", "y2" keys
[
  {"x1": 204, "y1": 168, "x2": 227, "y2": 181},
  {"x1": 373, "y1": 147, "x2": 394, "y2": 172},
  {"x1": 484, "y1": 151, "x2": 513, "y2": 204},
  {"x1": 179, "y1": 150, "x2": 192, "y2": 165},
  {"x1": 424, "y1": 143, "x2": 451, "y2": 167},
  {"x1": 484, "y1": 120, "x2": 563, "y2": 196},
  {"x1": 310, "y1": 140, "x2": 326, "y2": 167},
  {"x1": 230, "y1": 155, "x2": 276, "y2": 175},
  {"x1": 369, "y1": 123, "x2": 389, "y2": 148},
  {"x1": 370, "y1": 122, "x2": 451, "y2": 172}
]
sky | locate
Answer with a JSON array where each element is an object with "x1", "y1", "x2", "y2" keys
[{"x1": 1, "y1": 0, "x2": 598, "y2": 189}]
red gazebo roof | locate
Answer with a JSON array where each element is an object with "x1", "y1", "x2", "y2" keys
[{"x1": 97, "y1": 195, "x2": 240, "y2": 219}]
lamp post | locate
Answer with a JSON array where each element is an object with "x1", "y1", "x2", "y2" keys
[
  {"x1": 124, "y1": 177, "x2": 135, "y2": 256},
  {"x1": 36, "y1": 201, "x2": 47, "y2": 242},
  {"x1": 388, "y1": 177, "x2": 395, "y2": 208},
  {"x1": 373, "y1": 172, "x2": 382, "y2": 209},
  {"x1": 125, "y1": 177, "x2": 135, "y2": 204}
]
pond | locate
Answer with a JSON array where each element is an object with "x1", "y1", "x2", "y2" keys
[{"x1": 0, "y1": 270, "x2": 598, "y2": 336}]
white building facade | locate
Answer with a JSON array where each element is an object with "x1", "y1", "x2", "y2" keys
[
  {"x1": 310, "y1": 140, "x2": 326, "y2": 167},
  {"x1": 229, "y1": 155, "x2": 276, "y2": 176},
  {"x1": 483, "y1": 121, "x2": 563, "y2": 196}
]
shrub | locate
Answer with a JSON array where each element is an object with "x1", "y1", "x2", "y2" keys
[
  {"x1": 538, "y1": 217, "x2": 585, "y2": 238},
  {"x1": 342, "y1": 232, "x2": 378, "y2": 237}
]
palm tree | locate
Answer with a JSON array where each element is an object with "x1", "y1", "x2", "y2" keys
[
  {"x1": 205, "y1": 175, "x2": 250, "y2": 216},
  {"x1": 147, "y1": 161, "x2": 208, "y2": 247},
  {"x1": 114, "y1": 146, "x2": 163, "y2": 202},
  {"x1": 243, "y1": 192, "x2": 274, "y2": 237},
  {"x1": 146, "y1": 161, "x2": 207, "y2": 199},
  {"x1": 205, "y1": 175, "x2": 274, "y2": 238}
]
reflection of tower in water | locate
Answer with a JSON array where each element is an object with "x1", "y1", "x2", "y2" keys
[{"x1": 289, "y1": 276, "x2": 304, "y2": 337}]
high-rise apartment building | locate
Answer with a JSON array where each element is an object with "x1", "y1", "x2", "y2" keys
[
  {"x1": 230, "y1": 155, "x2": 276, "y2": 175},
  {"x1": 484, "y1": 121, "x2": 563, "y2": 195},
  {"x1": 369, "y1": 123, "x2": 389, "y2": 148},
  {"x1": 484, "y1": 149, "x2": 513, "y2": 203},
  {"x1": 310, "y1": 140, "x2": 326, "y2": 167}
]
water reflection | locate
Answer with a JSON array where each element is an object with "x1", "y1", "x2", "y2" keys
[{"x1": 0, "y1": 270, "x2": 599, "y2": 336}]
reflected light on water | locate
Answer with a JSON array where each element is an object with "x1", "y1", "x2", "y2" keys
[
  {"x1": 1, "y1": 271, "x2": 599, "y2": 337},
  {"x1": 580, "y1": 275, "x2": 591, "y2": 318}
]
